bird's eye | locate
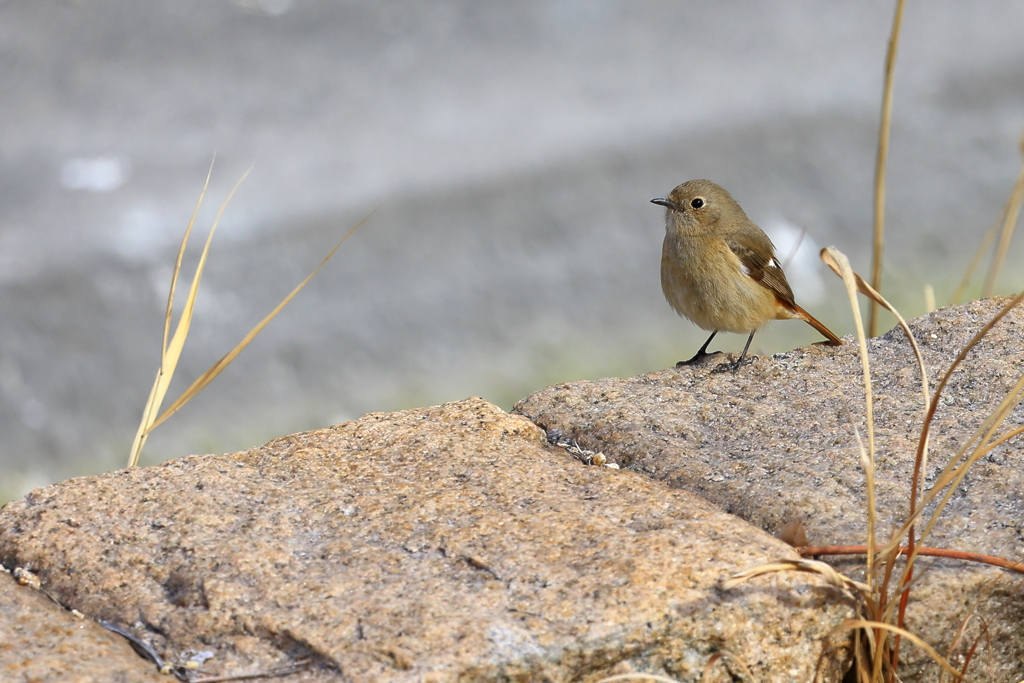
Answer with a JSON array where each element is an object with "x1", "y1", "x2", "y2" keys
[{"x1": 690, "y1": 197, "x2": 705, "y2": 209}]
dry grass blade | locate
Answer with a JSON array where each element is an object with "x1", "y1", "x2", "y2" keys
[
  {"x1": 924, "y1": 283, "x2": 936, "y2": 313},
  {"x1": 876, "y1": 291, "x2": 1024, "y2": 562},
  {"x1": 822, "y1": 627, "x2": 866, "y2": 683},
  {"x1": 797, "y1": 545, "x2": 1024, "y2": 574},
  {"x1": 905, "y1": 370, "x2": 1024, "y2": 555},
  {"x1": 148, "y1": 210, "x2": 373, "y2": 433},
  {"x1": 973, "y1": 422, "x2": 1024, "y2": 455},
  {"x1": 190, "y1": 659, "x2": 310, "y2": 683},
  {"x1": 701, "y1": 651, "x2": 755, "y2": 682},
  {"x1": 951, "y1": 221, "x2": 1000, "y2": 305},
  {"x1": 780, "y1": 226, "x2": 808, "y2": 270},
  {"x1": 701, "y1": 654, "x2": 725, "y2": 683},
  {"x1": 128, "y1": 170, "x2": 375, "y2": 467},
  {"x1": 821, "y1": 246, "x2": 898, "y2": 681},
  {"x1": 831, "y1": 620, "x2": 969, "y2": 681},
  {"x1": 873, "y1": 375, "x2": 1024, "y2": 649},
  {"x1": 816, "y1": 248, "x2": 1015, "y2": 680},
  {"x1": 983, "y1": 129, "x2": 1024, "y2": 297},
  {"x1": 821, "y1": 248, "x2": 930, "y2": 415},
  {"x1": 956, "y1": 633, "x2": 987, "y2": 683},
  {"x1": 867, "y1": 292, "x2": 1024, "y2": 677},
  {"x1": 821, "y1": 247, "x2": 878, "y2": 585},
  {"x1": 723, "y1": 558, "x2": 870, "y2": 595},
  {"x1": 941, "y1": 613, "x2": 982, "y2": 683},
  {"x1": 868, "y1": 0, "x2": 906, "y2": 337},
  {"x1": 598, "y1": 674, "x2": 680, "y2": 683},
  {"x1": 127, "y1": 162, "x2": 237, "y2": 467},
  {"x1": 821, "y1": 246, "x2": 932, "y2": 517},
  {"x1": 953, "y1": 128, "x2": 1024, "y2": 302},
  {"x1": 881, "y1": 290, "x2": 1023, "y2": 673},
  {"x1": 164, "y1": 161, "x2": 215, "y2": 356}
]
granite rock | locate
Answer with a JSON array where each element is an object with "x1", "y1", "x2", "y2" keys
[
  {"x1": 0, "y1": 567, "x2": 166, "y2": 683},
  {"x1": 514, "y1": 297, "x2": 1024, "y2": 680},
  {"x1": 0, "y1": 397, "x2": 852, "y2": 682}
]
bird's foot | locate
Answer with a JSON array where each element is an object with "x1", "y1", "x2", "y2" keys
[
  {"x1": 675, "y1": 350, "x2": 722, "y2": 367},
  {"x1": 710, "y1": 355, "x2": 755, "y2": 374}
]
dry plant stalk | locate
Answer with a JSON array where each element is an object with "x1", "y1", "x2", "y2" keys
[
  {"x1": 940, "y1": 609, "x2": 991, "y2": 683},
  {"x1": 868, "y1": 0, "x2": 906, "y2": 338},
  {"x1": 699, "y1": 651, "x2": 755, "y2": 683},
  {"x1": 726, "y1": 246, "x2": 1023, "y2": 682},
  {"x1": 722, "y1": 558, "x2": 870, "y2": 596},
  {"x1": 832, "y1": 620, "x2": 968, "y2": 682},
  {"x1": 128, "y1": 162, "x2": 231, "y2": 467},
  {"x1": 797, "y1": 545, "x2": 1024, "y2": 575},
  {"x1": 598, "y1": 675, "x2": 682, "y2": 683},
  {"x1": 952, "y1": 128, "x2": 1024, "y2": 303},
  {"x1": 596, "y1": 656, "x2": 756, "y2": 683},
  {"x1": 128, "y1": 167, "x2": 370, "y2": 467},
  {"x1": 924, "y1": 284, "x2": 935, "y2": 313},
  {"x1": 983, "y1": 130, "x2": 1024, "y2": 297}
]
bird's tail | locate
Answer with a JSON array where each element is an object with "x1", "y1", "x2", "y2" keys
[{"x1": 792, "y1": 303, "x2": 843, "y2": 346}]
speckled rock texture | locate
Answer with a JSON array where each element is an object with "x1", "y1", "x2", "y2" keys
[
  {"x1": 0, "y1": 569, "x2": 166, "y2": 683},
  {"x1": 514, "y1": 297, "x2": 1024, "y2": 681},
  {"x1": 0, "y1": 397, "x2": 851, "y2": 682}
]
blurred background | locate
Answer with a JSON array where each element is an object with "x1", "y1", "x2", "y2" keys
[{"x1": 2, "y1": 0, "x2": 1023, "y2": 500}]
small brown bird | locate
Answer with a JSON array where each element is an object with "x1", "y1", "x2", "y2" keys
[{"x1": 653, "y1": 179, "x2": 841, "y2": 371}]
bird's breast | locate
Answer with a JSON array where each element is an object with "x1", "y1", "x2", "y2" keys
[{"x1": 660, "y1": 234, "x2": 776, "y2": 333}]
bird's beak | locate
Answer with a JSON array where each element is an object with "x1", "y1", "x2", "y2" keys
[{"x1": 651, "y1": 198, "x2": 682, "y2": 211}]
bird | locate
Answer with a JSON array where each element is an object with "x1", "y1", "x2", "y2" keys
[{"x1": 652, "y1": 179, "x2": 842, "y2": 371}]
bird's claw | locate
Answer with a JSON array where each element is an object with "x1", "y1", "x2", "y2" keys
[
  {"x1": 710, "y1": 355, "x2": 755, "y2": 374},
  {"x1": 676, "y1": 350, "x2": 722, "y2": 367}
]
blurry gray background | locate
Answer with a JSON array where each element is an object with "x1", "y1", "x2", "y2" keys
[{"x1": 2, "y1": 0, "x2": 1023, "y2": 499}]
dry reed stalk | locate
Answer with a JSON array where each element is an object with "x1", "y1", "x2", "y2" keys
[{"x1": 868, "y1": 0, "x2": 906, "y2": 337}]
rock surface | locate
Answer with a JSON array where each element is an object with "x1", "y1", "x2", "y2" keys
[
  {"x1": 0, "y1": 568, "x2": 166, "y2": 683},
  {"x1": 514, "y1": 297, "x2": 1024, "y2": 680},
  {"x1": 0, "y1": 397, "x2": 851, "y2": 682}
]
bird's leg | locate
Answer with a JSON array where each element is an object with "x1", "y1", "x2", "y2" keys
[
  {"x1": 677, "y1": 331, "x2": 720, "y2": 366},
  {"x1": 713, "y1": 330, "x2": 756, "y2": 373}
]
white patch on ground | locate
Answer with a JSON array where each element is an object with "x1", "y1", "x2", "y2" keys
[
  {"x1": 231, "y1": 0, "x2": 293, "y2": 16},
  {"x1": 59, "y1": 157, "x2": 130, "y2": 192}
]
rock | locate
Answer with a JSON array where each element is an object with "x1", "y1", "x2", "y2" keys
[
  {"x1": 0, "y1": 568, "x2": 166, "y2": 683},
  {"x1": 513, "y1": 297, "x2": 1024, "y2": 681},
  {"x1": 0, "y1": 397, "x2": 851, "y2": 682}
]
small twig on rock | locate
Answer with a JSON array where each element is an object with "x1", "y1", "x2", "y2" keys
[
  {"x1": 798, "y1": 545, "x2": 1024, "y2": 574},
  {"x1": 190, "y1": 660, "x2": 311, "y2": 682},
  {"x1": 545, "y1": 429, "x2": 617, "y2": 468},
  {"x1": 99, "y1": 621, "x2": 171, "y2": 674}
]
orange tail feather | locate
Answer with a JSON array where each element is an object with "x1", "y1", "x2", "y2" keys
[{"x1": 792, "y1": 303, "x2": 843, "y2": 346}]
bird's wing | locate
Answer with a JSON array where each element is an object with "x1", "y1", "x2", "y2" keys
[{"x1": 725, "y1": 234, "x2": 796, "y2": 307}]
